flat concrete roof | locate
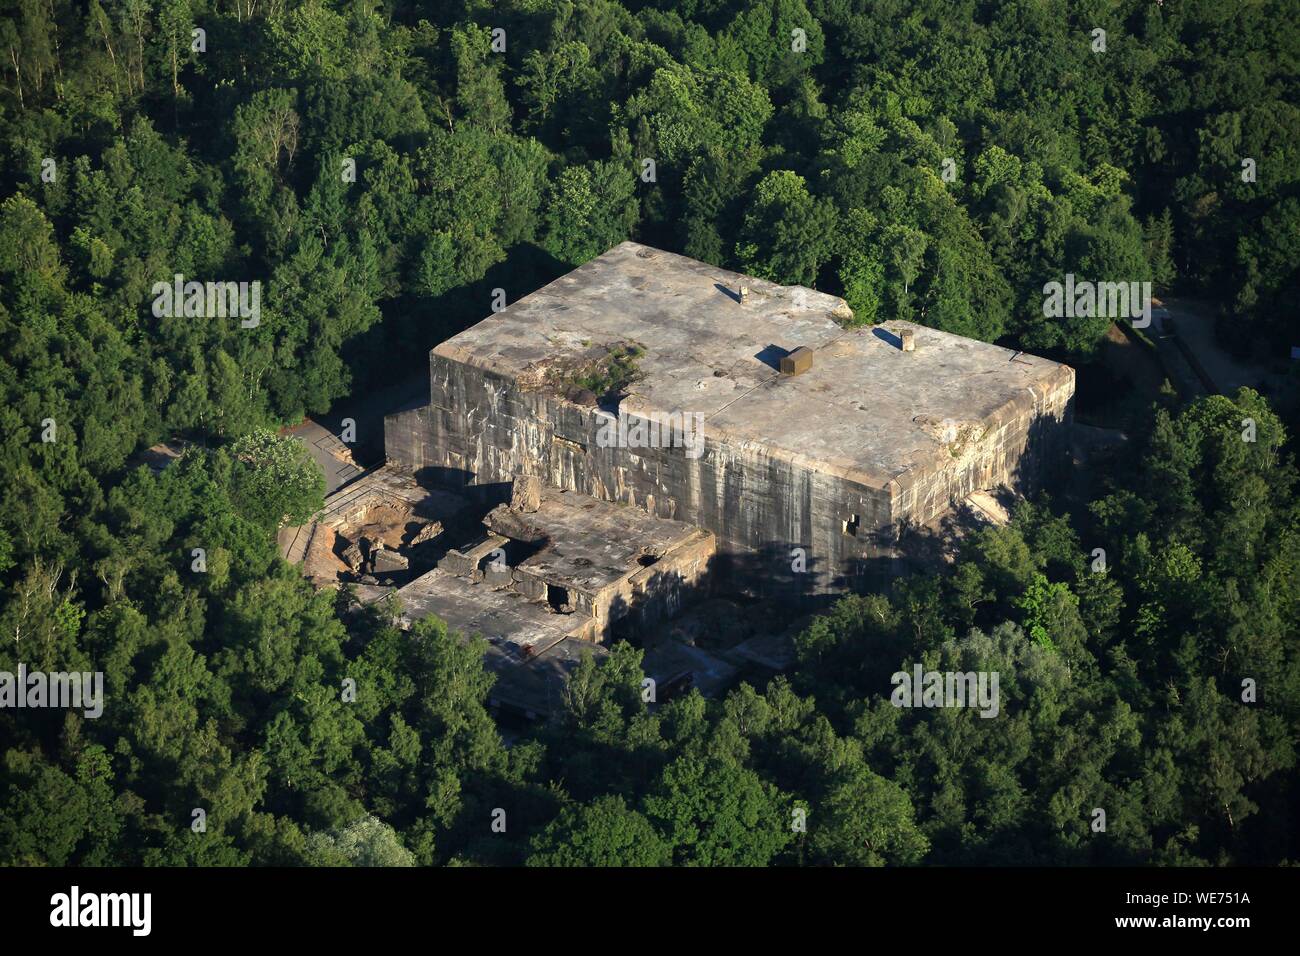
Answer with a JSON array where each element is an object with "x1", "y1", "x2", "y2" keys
[
  {"x1": 435, "y1": 242, "x2": 1074, "y2": 490},
  {"x1": 488, "y1": 636, "x2": 606, "y2": 717},
  {"x1": 490, "y1": 485, "x2": 711, "y2": 596},
  {"x1": 393, "y1": 567, "x2": 581, "y2": 652},
  {"x1": 387, "y1": 566, "x2": 599, "y2": 715}
]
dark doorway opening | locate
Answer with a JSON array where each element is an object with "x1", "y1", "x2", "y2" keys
[{"x1": 546, "y1": 583, "x2": 572, "y2": 613}]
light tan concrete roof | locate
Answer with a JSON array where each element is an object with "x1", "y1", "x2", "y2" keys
[{"x1": 436, "y1": 242, "x2": 1073, "y2": 490}]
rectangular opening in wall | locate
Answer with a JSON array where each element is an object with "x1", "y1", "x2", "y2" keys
[
  {"x1": 546, "y1": 583, "x2": 572, "y2": 613},
  {"x1": 842, "y1": 514, "x2": 860, "y2": 536}
]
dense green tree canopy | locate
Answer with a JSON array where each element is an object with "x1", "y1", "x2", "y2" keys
[{"x1": 0, "y1": 0, "x2": 1297, "y2": 868}]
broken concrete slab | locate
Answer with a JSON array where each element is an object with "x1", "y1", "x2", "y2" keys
[
  {"x1": 409, "y1": 520, "x2": 443, "y2": 545},
  {"x1": 315, "y1": 464, "x2": 470, "y2": 538},
  {"x1": 510, "y1": 474, "x2": 542, "y2": 514},
  {"x1": 342, "y1": 541, "x2": 365, "y2": 571},
  {"x1": 483, "y1": 506, "x2": 548, "y2": 545},
  {"x1": 387, "y1": 567, "x2": 587, "y2": 653},
  {"x1": 371, "y1": 561, "x2": 603, "y2": 717},
  {"x1": 372, "y1": 549, "x2": 410, "y2": 574},
  {"x1": 483, "y1": 485, "x2": 716, "y2": 640},
  {"x1": 438, "y1": 532, "x2": 509, "y2": 578}
]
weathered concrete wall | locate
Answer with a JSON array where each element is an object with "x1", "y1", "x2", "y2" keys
[
  {"x1": 386, "y1": 351, "x2": 1073, "y2": 592},
  {"x1": 385, "y1": 404, "x2": 432, "y2": 473},
  {"x1": 593, "y1": 529, "x2": 715, "y2": 639},
  {"x1": 893, "y1": 367, "x2": 1076, "y2": 527},
  {"x1": 385, "y1": 352, "x2": 893, "y2": 591}
]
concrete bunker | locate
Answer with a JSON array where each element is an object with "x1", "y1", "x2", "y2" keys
[
  {"x1": 315, "y1": 241, "x2": 1081, "y2": 717},
  {"x1": 386, "y1": 242, "x2": 1075, "y2": 593}
]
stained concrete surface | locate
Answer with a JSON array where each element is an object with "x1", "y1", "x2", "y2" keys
[
  {"x1": 433, "y1": 242, "x2": 1073, "y2": 492},
  {"x1": 392, "y1": 242, "x2": 1074, "y2": 591},
  {"x1": 492, "y1": 485, "x2": 711, "y2": 599},
  {"x1": 295, "y1": 245, "x2": 1084, "y2": 714},
  {"x1": 310, "y1": 468, "x2": 730, "y2": 717}
]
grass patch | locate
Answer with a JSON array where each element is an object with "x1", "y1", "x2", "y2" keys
[{"x1": 571, "y1": 343, "x2": 645, "y2": 399}]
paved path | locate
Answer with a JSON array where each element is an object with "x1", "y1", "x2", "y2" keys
[
  {"x1": 287, "y1": 419, "x2": 364, "y2": 495},
  {"x1": 1157, "y1": 297, "x2": 1286, "y2": 397},
  {"x1": 278, "y1": 423, "x2": 367, "y2": 563},
  {"x1": 1148, "y1": 308, "x2": 1210, "y2": 401}
]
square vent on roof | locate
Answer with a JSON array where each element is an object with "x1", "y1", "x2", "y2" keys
[{"x1": 780, "y1": 346, "x2": 813, "y2": 376}]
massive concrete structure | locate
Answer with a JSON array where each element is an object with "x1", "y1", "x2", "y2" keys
[{"x1": 387, "y1": 242, "x2": 1075, "y2": 592}]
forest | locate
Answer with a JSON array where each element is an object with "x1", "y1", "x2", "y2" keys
[{"x1": 0, "y1": 0, "x2": 1298, "y2": 866}]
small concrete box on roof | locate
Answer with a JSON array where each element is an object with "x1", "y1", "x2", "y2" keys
[{"x1": 386, "y1": 242, "x2": 1075, "y2": 591}]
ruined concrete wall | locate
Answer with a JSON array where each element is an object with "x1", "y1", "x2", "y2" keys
[
  {"x1": 892, "y1": 367, "x2": 1076, "y2": 528},
  {"x1": 594, "y1": 530, "x2": 715, "y2": 639},
  {"x1": 387, "y1": 352, "x2": 1073, "y2": 592},
  {"x1": 392, "y1": 352, "x2": 892, "y2": 591},
  {"x1": 509, "y1": 531, "x2": 714, "y2": 641},
  {"x1": 302, "y1": 523, "x2": 341, "y2": 589},
  {"x1": 385, "y1": 404, "x2": 433, "y2": 473}
]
